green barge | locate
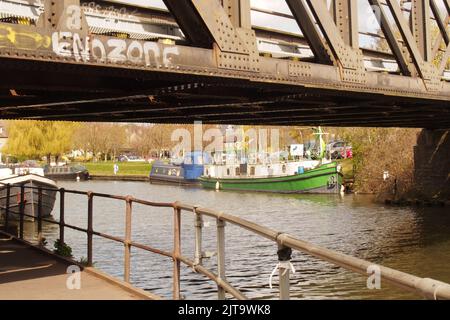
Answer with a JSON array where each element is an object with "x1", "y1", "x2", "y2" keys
[{"x1": 200, "y1": 162, "x2": 343, "y2": 194}]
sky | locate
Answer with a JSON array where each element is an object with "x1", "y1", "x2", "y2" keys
[
  {"x1": 98, "y1": 0, "x2": 449, "y2": 54},
  {"x1": 106, "y1": 0, "x2": 381, "y2": 34},
  {"x1": 106, "y1": 0, "x2": 448, "y2": 32}
]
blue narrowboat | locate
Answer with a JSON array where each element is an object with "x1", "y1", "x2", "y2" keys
[{"x1": 149, "y1": 152, "x2": 209, "y2": 186}]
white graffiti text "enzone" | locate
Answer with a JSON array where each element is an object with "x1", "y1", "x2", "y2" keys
[{"x1": 52, "y1": 32, "x2": 179, "y2": 66}]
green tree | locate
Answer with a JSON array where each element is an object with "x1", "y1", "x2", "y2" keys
[{"x1": 3, "y1": 120, "x2": 78, "y2": 163}]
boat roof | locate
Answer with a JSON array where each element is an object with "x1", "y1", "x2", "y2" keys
[
  {"x1": 152, "y1": 162, "x2": 181, "y2": 169},
  {"x1": 0, "y1": 174, "x2": 58, "y2": 188}
]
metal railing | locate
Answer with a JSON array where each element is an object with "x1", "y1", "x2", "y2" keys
[{"x1": 1, "y1": 182, "x2": 450, "y2": 300}]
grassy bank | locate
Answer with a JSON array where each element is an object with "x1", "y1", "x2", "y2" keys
[{"x1": 82, "y1": 161, "x2": 152, "y2": 176}]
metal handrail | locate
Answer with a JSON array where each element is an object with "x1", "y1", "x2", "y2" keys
[{"x1": 1, "y1": 182, "x2": 450, "y2": 300}]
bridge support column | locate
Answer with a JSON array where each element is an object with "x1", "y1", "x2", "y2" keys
[{"x1": 414, "y1": 129, "x2": 450, "y2": 200}]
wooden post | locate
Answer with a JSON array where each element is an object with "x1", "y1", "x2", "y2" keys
[
  {"x1": 37, "y1": 187, "x2": 43, "y2": 245},
  {"x1": 87, "y1": 192, "x2": 93, "y2": 266},
  {"x1": 173, "y1": 206, "x2": 181, "y2": 300},
  {"x1": 4, "y1": 184, "x2": 10, "y2": 232},
  {"x1": 19, "y1": 185, "x2": 25, "y2": 239},
  {"x1": 124, "y1": 196, "x2": 132, "y2": 283},
  {"x1": 217, "y1": 218, "x2": 226, "y2": 300},
  {"x1": 194, "y1": 207, "x2": 203, "y2": 265},
  {"x1": 59, "y1": 188, "x2": 65, "y2": 244}
]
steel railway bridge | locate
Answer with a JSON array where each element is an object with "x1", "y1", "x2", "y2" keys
[{"x1": 0, "y1": 0, "x2": 449, "y2": 128}]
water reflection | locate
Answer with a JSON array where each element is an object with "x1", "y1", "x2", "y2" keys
[{"x1": 17, "y1": 181, "x2": 450, "y2": 300}]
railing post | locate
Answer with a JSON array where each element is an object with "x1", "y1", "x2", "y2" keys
[
  {"x1": 4, "y1": 184, "x2": 10, "y2": 232},
  {"x1": 37, "y1": 187, "x2": 43, "y2": 245},
  {"x1": 194, "y1": 207, "x2": 203, "y2": 266},
  {"x1": 87, "y1": 192, "x2": 94, "y2": 266},
  {"x1": 19, "y1": 184, "x2": 25, "y2": 239},
  {"x1": 217, "y1": 218, "x2": 226, "y2": 300},
  {"x1": 59, "y1": 188, "x2": 65, "y2": 244},
  {"x1": 277, "y1": 245, "x2": 292, "y2": 300},
  {"x1": 173, "y1": 205, "x2": 181, "y2": 300},
  {"x1": 124, "y1": 196, "x2": 132, "y2": 283}
]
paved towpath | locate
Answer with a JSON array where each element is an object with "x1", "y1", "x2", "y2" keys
[{"x1": 0, "y1": 234, "x2": 158, "y2": 300}]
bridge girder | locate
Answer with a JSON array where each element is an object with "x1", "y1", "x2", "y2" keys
[{"x1": 0, "y1": 0, "x2": 449, "y2": 128}]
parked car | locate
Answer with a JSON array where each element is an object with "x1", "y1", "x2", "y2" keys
[
  {"x1": 327, "y1": 141, "x2": 352, "y2": 159},
  {"x1": 117, "y1": 155, "x2": 146, "y2": 162}
]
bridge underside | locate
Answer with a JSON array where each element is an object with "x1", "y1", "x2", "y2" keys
[
  {"x1": 0, "y1": 58, "x2": 448, "y2": 128},
  {"x1": 0, "y1": 0, "x2": 449, "y2": 128}
]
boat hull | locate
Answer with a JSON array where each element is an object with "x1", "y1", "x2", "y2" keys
[
  {"x1": 200, "y1": 163, "x2": 343, "y2": 194},
  {"x1": 149, "y1": 161, "x2": 203, "y2": 187},
  {"x1": 0, "y1": 175, "x2": 57, "y2": 221},
  {"x1": 149, "y1": 175, "x2": 200, "y2": 187},
  {"x1": 45, "y1": 171, "x2": 89, "y2": 181}
]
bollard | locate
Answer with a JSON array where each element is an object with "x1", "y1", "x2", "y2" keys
[
  {"x1": 277, "y1": 245, "x2": 292, "y2": 300},
  {"x1": 217, "y1": 218, "x2": 226, "y2": 300},
  {"x1": 87, "y1": 192, "x2": 94, "y2": 266},
  {"x1": 4, "y1": 184, "x2": 10, "y2": 232},
  {"x1": 173, "y1": 206, "x2": 181, "y2": 300},
  {"x1": 19, "y1": 185, "x2": 25, "y2": 239},
  {"x1": 194, "y1": 207, "x2": 203, "y2": 266},
  {"x1": 37, "y1": 187, "x2": 43, "y2": 245},
  {"x1": 59, "y1": 188, "x2": 65, "y2": 244},
  {"x1": 124, "y1": 196, "x2": 132, "y2": 283}
]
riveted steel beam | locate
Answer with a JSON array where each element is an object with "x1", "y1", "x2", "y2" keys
[
  {"x1": 287, "y1": 0, "x2": 365, "y2": 83},
  {"x1": 306, "y1": 0, "x2": 363, "y2": 67},
  {"x1": 439, "y1": 42, "x2": 450, "y2": 75},
  {"x1": 430, "y1": 0, "x2": 450, "y2": 75},
  {"x1": 368, "y1": 0, "x2": 414, "y2": 76},
  {"x1": 223, "y1": 0, "x2": 251, "y2": 29},
  {"x1": 411, "y1": 0, "x2": 431, "y2": 62},
  {"x1": 162, "y1": 0, "x2": 214, "y2": 48},
  {"x1": 188, "y1": 0, "x2": 254, "y2": 55},
  {"x1": 285, "y1": 0, "x2": 335, "y2": 65},
  {"x1": 385, "y1": 0, "x2": 433, "y2": 79},
  {"x1": 164, "y1": 0, "x2": 259, "y2": 72},
  {"x1": 430, "y1": 0, "x2": 449, "y2": 48},
  {"x1": 305, "y1": 0, "x2": 365, "y2": 83},
  {"x1": 368, "y1": 0, "x2": 444, "y2": 89},
  {"x1": 332, "y1": 0, "x2": 359, "y2": 49}
]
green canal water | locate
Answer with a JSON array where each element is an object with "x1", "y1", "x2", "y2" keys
[{"x1": 25, "y1": 180, "x2": 450, "y2": 300}]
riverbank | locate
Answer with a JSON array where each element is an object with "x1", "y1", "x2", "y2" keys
[
  {"x1": 81, "y1": 161, "x2": 152, "y2": 177},
  {"x1": 90, "y1": 175, "x2": 149, "y2": 182}
]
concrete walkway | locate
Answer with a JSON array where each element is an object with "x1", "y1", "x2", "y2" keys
[{"x1": 0, "y1": 234, "x2": 157, "y2": 300}]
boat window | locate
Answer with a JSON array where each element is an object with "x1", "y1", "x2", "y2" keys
[
  {"x1": 282, "y1": 165, "x2": 286, "y2": 173},
  {"x1": 235, "y1": 167, "x2": 240, "y2": 176},
  {"x1": 250, "y1": 167, "x2": 255, "y2": 175},
  {"x1": 227, "y1": 168, "x2": 230, "y2": 176}
]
